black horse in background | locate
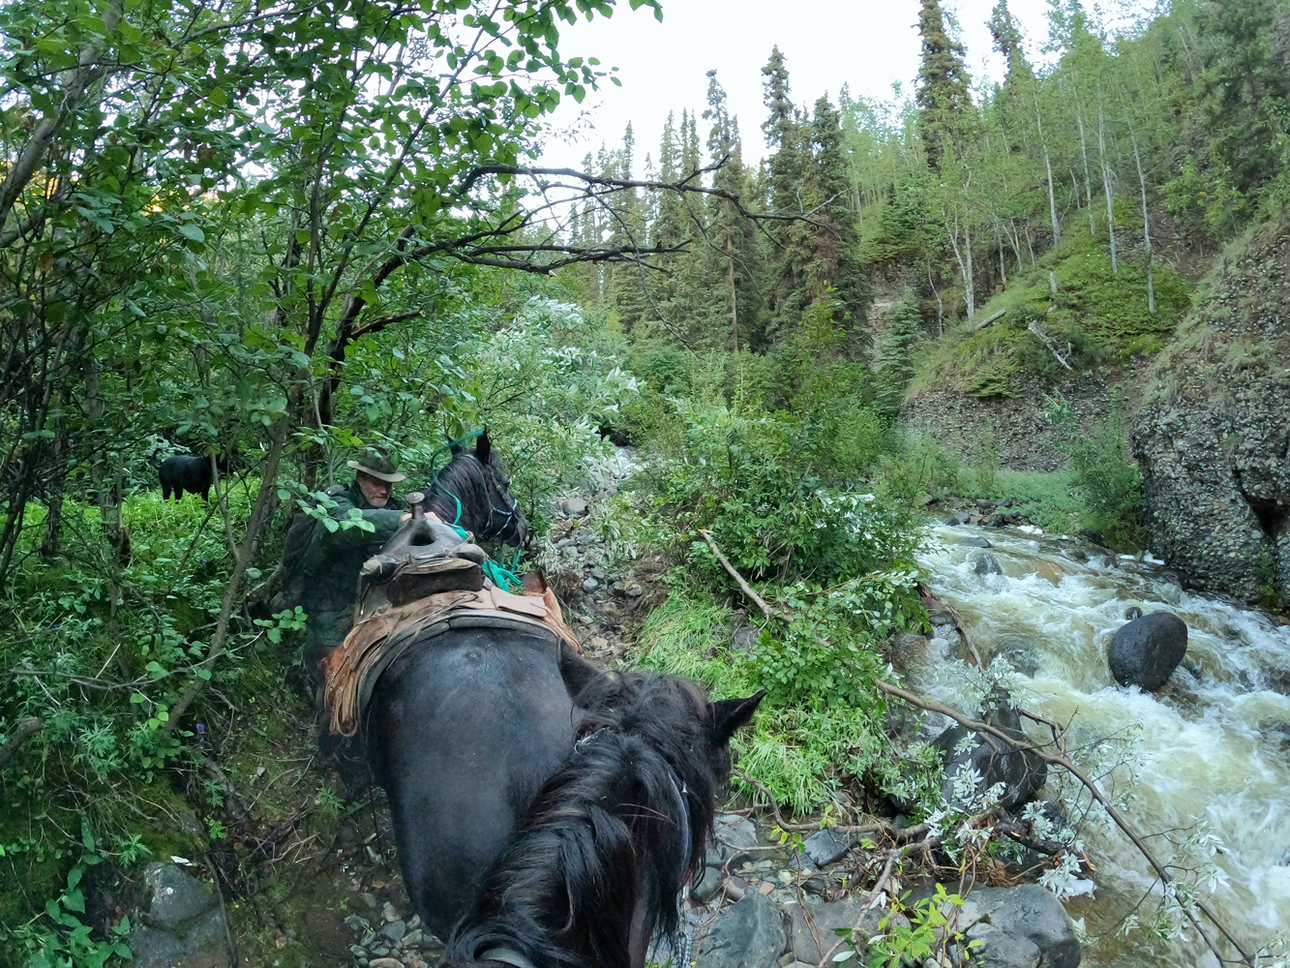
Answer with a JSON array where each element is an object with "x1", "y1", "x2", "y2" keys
[
  {"x1": 421, "y1": 431, "x2": 526, "y2": 545},
  {"x1": 159, "y1": 453, "x2": 230, "y2": 502},
  {"x1": 443, "y1": 650, "x2": 764, "y2": 968}
]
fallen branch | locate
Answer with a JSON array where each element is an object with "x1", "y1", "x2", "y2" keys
[
  {"x1": 975, "y1": 308, "x2": 1007, "y2": 331},
  {"x1": 875, "y1": 680, "x2": 1253, "y2": 966},
  {"x1": 0, "y1": 716, "x2": 43, "y2": 770},
  {"x1": 699, "y1": 530, "x2": 784, "y2": 622},
  {"x1": 1027, "y1": 320, "x2": 1073, "y2": 370}
]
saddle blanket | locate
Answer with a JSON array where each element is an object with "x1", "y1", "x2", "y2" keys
[{"x1": 321, "y1": 575, "x2": 580, "y2": 737}]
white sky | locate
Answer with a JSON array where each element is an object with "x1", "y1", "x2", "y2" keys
[{"x1": 536, "y1": 0, "x2": 1067, "y2": 172}]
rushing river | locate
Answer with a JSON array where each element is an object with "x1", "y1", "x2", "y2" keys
[{"x1": 910, "y1": 520, "x2": 1290, "y2": 967}]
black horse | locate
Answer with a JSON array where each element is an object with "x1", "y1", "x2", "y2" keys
[
  {"x1": 443, "y1": 649, "x2": 764, "y2": 968},
  {"x1": 359, "y1": 585, "x2": 762, "y2": 949},
  {"x1": 423, "y1": 431, "x2": 526, "y2": 544}
]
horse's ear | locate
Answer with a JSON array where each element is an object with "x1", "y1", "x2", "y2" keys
[
  {"x1": 709, "y1": 690, "x2": 766, "y2": 743},
  {"x1": 475, "y1": 428, "x2": 491, "y2": 466},
  {"x1": 558, "y1": 641, "x2": 603, "y2": 701}
]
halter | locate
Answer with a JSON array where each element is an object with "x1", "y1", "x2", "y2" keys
[{"x1": 434, "y1": 453, "x2": 521, "y2": 542}]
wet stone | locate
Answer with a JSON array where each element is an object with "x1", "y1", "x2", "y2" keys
[
  {"x1": 345, "y1": 915, "x2": 370, "y2": 932},
  {"x1": 582, "y1": 577, "x2": 600, "y2": 591},
  {"x1": 691, "y1": 865, "x2": 724, "y2": 904},
  {"x1": 802, "y1": 827, "x2": 854, "y2": 866},
  {"x1": 380, "y1": 920, "x2": 406, "y2": 942}
]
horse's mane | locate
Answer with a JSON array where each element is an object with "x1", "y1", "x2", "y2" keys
[
  {"x1": 448, "y1": 671, "x2": 727, "y2": 968},
  {"x1": 426, "y1": 448, "x2": 517, "y2": 540}
]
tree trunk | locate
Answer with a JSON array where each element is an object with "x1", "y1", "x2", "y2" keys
[
  {"x1": 1098, "y1": 104, "x2": 1117, "y2": 273},
  {"x1": 1033, "y1": 90, "x2": 1060, "y2": 248},
  {"x1": 1076, "y1": 101, "x2": 1096, "y2": 236},
  {"x1": 927, "y1": 263, "x2": 944, "y2": 338},
  {"x1": 166, "y1": 409, "x2": 292, "y2": 735},
  {"x1": 946, "y1": 214, "x2": 975, "y2": 326},
  {"x1": 727, "y1": 234, "x2": 739, "y2": 353},
  {"x1": 996, "y1": 222, "x2": 1007, "y2": 286},
  {"x1": 40, "y1": 423, "x2": 68, "y2": 559},
  {"x1": 1129, "y1": 122, "x2": 1155, "y2": 313}
]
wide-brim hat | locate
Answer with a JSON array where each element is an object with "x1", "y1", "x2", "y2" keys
[{"x1": 347, "y1": 446, "x2": 406, "y2": 483}]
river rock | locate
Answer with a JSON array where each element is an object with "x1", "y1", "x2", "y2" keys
[
  {"x1": 697, "y1": 893, "x2": 786, "y2": 968},
  {"x1": 784, "y1": 897, "x2": 882, "y2": 963},
  {"x1": 801, "y1": 827, "x2": 854, "y2": 866},
  {"x1": 956, "y1": 885, "x2": 1080, "y2": 968},
  {"x1": 713, "y1": 813, "x2": 758, "y2": 868},
  {"x1": 560, "y1": 496, "x2": 589, "y2": 517},
  {"x1": 934, "y1": 698, "x2": 1047, "y2": 810},
  {"x1": 974, "y1": 553, "x2": 1003, "y2": 576},
  {"x1": 1108, "y1": 611, "x2": 1188, "y2": 691},
  {"x1": 130, "y1": 863, "x2": 230, "y2": 968}
]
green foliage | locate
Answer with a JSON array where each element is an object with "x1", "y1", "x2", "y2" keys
[
  {"x1": 914, "y1": 229, "x2": 1192, "y2": 399},
  {"x1": 875, "y1": 431, "x2": 963, "y2": 504},
  {"x1": 851, "y1": 884, "x2": 977, "y2": 968},
  {"x1": 973, "y1": 421, "x2": 1000, "y2": 498},
  {"x1": 1045, "y1": 394, "x2": 1145, "y2": 546},
  {"x1": 746, "y1": 570, "x2": 922, "y2": 709},
  {"x1": 654, "y1": 393, "x2": 920, "y2": 587},
  {"x1": 1161, "y1": 154, "x2": 1251, "y2": 239},
  {"x1": 636, "y1": 587, "x2": 906, "y2": 812},
  {"x1": 8, "y1": 821, "x2": 132, "y2": 968}
]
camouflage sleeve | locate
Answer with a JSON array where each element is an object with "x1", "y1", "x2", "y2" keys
[{"x1": 318, "y1": 493, "x2": 406, "y2": 556}]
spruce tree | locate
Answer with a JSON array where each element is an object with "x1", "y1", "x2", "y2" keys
[
  {"x1": 606, "y1": 123, "x2": 649, "y2": 332},
  {"x1": 915, "y1": 0, "x2": 973, "y2": 169},
  {"x1": 876, "y1": 287, "x2": 922, "y2": 416},
  {"x1": 703, "y1": 71, "x2": 764, "y2": 351}
]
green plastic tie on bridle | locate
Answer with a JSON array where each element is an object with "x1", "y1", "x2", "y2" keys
[{"x1": 438, "y1": 484, "x2": 521, "y2": 592}]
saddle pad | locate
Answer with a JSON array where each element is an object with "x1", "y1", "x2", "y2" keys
[{"x1": 322, "y1": 585, "x2": 581, "y2": 736}]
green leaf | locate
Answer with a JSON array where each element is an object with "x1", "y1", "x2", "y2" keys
[{"x1": 177, "y1": 223, "x2": 205, "y2": 242}]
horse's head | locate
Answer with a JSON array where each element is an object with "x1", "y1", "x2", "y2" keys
[
  {"x1": 431, "y1": 430, "x2": 528, "y2": 545},
  {"x1": 556, "y1": 643, "x2": 765, "y2": 866}
]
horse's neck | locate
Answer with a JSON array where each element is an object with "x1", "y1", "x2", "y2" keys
[{"x1": 426, "y1": 459, "x2": 482, "y2": 532}]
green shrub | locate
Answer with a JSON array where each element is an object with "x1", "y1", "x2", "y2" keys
[
  {"x1": 1064, "y1": 409, "x2": 1145, "y2": 547},
  {"x1": 653, "y1": 396, "x2": 921, "y2": 587}
]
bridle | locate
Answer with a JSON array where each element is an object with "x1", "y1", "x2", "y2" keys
[{"x1": 435, "y1": 452, "x2": 524, "y2": 543}]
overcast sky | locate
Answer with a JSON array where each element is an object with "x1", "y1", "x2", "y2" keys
[{"x1": 535, "y1": 0, "x2": 1074, "y2": 172}]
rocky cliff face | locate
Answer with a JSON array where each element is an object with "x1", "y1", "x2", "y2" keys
[{"x1": 1131, "y1": 220, "x2": 1290, "y2": 606}]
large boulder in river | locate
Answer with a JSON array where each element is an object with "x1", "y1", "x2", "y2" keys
[
  {"x1": 933, "y1": 698, "x2": 1047, "y2": 810},
  {"x1": 1108, "y1": 611, "x2": 1188, "y2": 691}
]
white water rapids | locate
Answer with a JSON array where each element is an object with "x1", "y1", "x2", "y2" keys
[{"x1": 910, "y1": 520, "x2": 1290, "y2": 967}]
